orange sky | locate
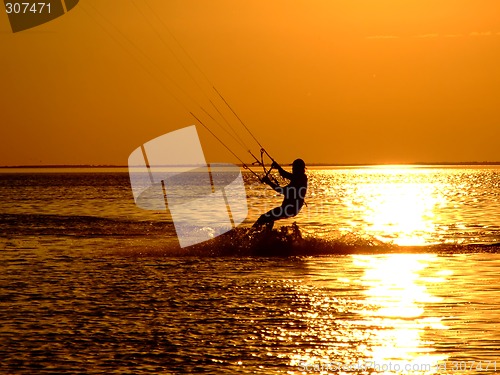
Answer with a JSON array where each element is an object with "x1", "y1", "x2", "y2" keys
[{"x1": 1, "y1": 0, "x2": 499, "y2": 166}]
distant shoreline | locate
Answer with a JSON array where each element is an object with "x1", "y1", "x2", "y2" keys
[{"x1": 1, "y1": 162, "x2": 500, "y2": 169}]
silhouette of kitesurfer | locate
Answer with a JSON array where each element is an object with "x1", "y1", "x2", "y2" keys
[{"x1": 253, "y1": 158, "x2": 308, "y2": 230}]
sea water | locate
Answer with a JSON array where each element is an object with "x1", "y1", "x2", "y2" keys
[{"x1": 1, "y1": 166, "x2": 499, "y2": 374}]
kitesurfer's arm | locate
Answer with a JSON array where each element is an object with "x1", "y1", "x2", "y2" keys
[
  {"x1": 272, "y1": 161, "x2": 293, "y2": 180},
  {"x1": 261, "y1": 176, "x2": 284, "y2": 195}
]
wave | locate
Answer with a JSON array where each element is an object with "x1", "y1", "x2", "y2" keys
[
  {"x1": 185, "y1": 224, "x2": 388, "y2": 256},
  {"x1": 118, "y1": 224, "x2": 500, "y2": 257},
  {"x1": 0, "y1": 213, "x2": 175, "y2": 237},
  {"x1": 3, "y1": 215, "x2": 499, "y2": 255}
]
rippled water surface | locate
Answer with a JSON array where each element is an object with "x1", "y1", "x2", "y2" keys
[
  {"x1": 1, "y1": 166, "x2": 499, "y2": 247},
  {"x1": 1, "y1": 249, "x2": 500, "y2": 374},
  {"x1": 1, "y1": 167, "x2": 500, "y2": 373},
  {"x1": 247, "y1": 165, "x2": 500, "y2": 245}
]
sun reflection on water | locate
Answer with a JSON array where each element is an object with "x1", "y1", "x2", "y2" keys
[
  {"x1": 354, "y1": 255, "x2": 448, "y2": 370},
  {"x1": 356, "y1": 176, "x2": 443, "y2": 246},
  {"x1": 288, "y1": 255, "x2": 449, "y2": 374}
]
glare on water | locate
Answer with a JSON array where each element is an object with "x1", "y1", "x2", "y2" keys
[
  {"x1": 356, "y1": 179, "x2": 441, "y2": 245},
  {"x1": 283, "y1": 254, "x2": 453, "y2": 373},
  {"x1": 247, "y1": 166, "x2": 500, "y2": 246},
  {"x1": 1, "y1": 169, "x2": 500, "y2": 374},
  {"x1": 355, "y1": 255, "x2": 448, "y2": 370}
]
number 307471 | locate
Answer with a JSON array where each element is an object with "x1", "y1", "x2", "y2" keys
[{"x1": 5, "y1": 2, "x2": 51, "y2": 14}]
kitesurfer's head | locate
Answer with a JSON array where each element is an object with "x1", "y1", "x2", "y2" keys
[{"x1": 292, "y1": 158, "x2": 306, "y2": 175}]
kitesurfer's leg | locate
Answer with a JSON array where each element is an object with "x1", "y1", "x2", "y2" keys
[
  {"x1": 253, "y1": 205, "x2": 300, "y2": 230},
  {"x1": 253, "y1": 206, "x2": 285, "y2": 230}
]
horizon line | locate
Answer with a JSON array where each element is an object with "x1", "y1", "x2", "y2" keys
[{"x1": 1, "y1": 161, "x2": 500, "y2": 168}]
